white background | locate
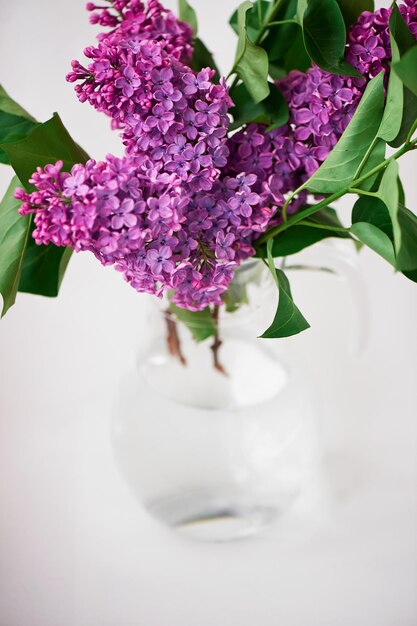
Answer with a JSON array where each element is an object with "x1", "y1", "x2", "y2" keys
[{"x1": 1, "y1": 1, "x2": 417, "y2": 625}]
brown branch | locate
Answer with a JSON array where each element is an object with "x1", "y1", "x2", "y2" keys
[
  {"x1": 164, "y1": 310, "x2": 187, "y2": 366},
  {"x1": 211, "y1": 305, "x2": 227, "y2": 376}
]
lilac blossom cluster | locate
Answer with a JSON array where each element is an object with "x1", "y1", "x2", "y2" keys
[
  {"x1": 67, "y1": 1, "x2": 231, "y2": 194},
  {"x1": 223, "y1": 4, "x2": 411, "y2": 213},
  {"x1": 347, "y1": 1, "x2": 417, "y2": 76},
  {"x1": 15, "y1": 0, "x2": 417, "y2": 311},
  {"x1": 224, "y1": 68, "x2": 365, "y2": 213},
  {"x1": 85, "y1": 0, "x2": 193, "y2": 62},
  {"x1": 346, "y1": 8, "x2": 392, "y2": 78},
  {"x1": 67, "y1": 0, "x2": 193, "y2": 125},
  {"x1": 16, "y1": 155, "x2": 272, "y2": 310}
]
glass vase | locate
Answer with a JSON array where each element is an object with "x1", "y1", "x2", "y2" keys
[{"x1": 111, "y1": 259, "x2": 325, "y2": 541}]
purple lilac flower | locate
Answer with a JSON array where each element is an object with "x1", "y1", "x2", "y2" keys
[
  {"x1": 115, "y1": 66, "x2": 141, "y2": 98},
  {"x1": 16, "y1": 156, "x2": 272, "y2": 310},
  {"x1": 67, "y1": 1, "x2": 232, "y2": 195},
  {"x1": 85, "y1": 0, "x2": 193, "y2": 62},
  {"x1": 16, "y1": 0, "x2": 417, "y2": 312},
  {"x1": 224, "y1": 2, "x2": 417, "y2": 219}
]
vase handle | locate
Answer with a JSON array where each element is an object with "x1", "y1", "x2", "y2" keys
[{"x1": 303, "y1": 241, "x2": 370, "y2": 356}]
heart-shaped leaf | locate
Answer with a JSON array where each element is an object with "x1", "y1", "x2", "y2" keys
[
  {"x1": 336, "y1": 0, "x2": 374, "y2": 29},
  {"x1": 18, "y1": 239, "x2": 73, "y2": 298},
  {"x1": 351, "y1": 222, "x2": 396, "y2": 266},
  {"x1": 169, "y1": 303, "x2": 217, "y2": 342},
  {"x1": 378, "y1": 16, "x2": 403, "y2": 142},
  {"x1": 355, "y1": 160, "x2": 401, "y2": 251},
  {"x1": 178, "y1": 0, "x2": 198, "y2": 35},
  {"x1": 301, "y1": 0, "x2": 361, "y2": 76},
  {"x1": 388, "y1": 6, "x2": 417, "y2": 147},
  {"x1": 356, "y1": 139, "x2": 386, "y2": 191},
  {"x1": 257, "y1": 207, "x2": 350, "y2": 258},
  {"x1": 191, "y1": 38, "x2": 220, "y2": 81},
  {"x1": 260, "y1": 240, "x2": 310, "y2": 338},
  {"x1": 260, "y1": 268, "x2": 310, "y2": 338},
  {"x1": 390, "y1": 3, "x2": 417, "y2": 56},
  {"x1": 396, "y1": 204, "x2": 417, "y2": 272},
  {"x1": 0, "y1": 85, "x2": 36, "y2": 122},
  {"x1": 351, "y1": 194, "x2": 417, "y2": 276},
  {"x1": 229, "y1": 0, "x2": 270, "y2": 40},
  {"x1": 0, "y1": 176, "x2": 31, "y2": 316},
  {"x1": 393, "y1": 46, "x2": 417, "y2": 98},
  {"x1": 233, "y1": 1, "x2": 270, "y2": 103},
  {"x1": 1, "y1": 113, "x2": 89, "y2": 306},
  {"x1": 229, "y1": 82, "x2": 288, "y2": 130},
  {"x1": 351, "y1": 195, "x2": 395, "y2": 265},
  {"x1": 1, "y1": 113, "x2": 89, "y2": 191},
  {"x1": 0, "y1": 84, "x2": 37, "y2": 164},
  {"x1": 0, "y1": 113, "x2": 37, "y2": 164}
]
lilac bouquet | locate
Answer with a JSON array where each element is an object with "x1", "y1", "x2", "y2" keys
[{"x1": 1, "y1": 0, "x2": 417, "y2": 345}]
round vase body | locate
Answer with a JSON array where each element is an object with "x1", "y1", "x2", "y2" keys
[{"x1": 112, "y1": 261, "x2": 320, "y2": 541}]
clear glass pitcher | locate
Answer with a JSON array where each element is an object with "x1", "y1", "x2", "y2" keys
[{"x1": 111, "y1": 241, "x2": 367, "y2": 541}]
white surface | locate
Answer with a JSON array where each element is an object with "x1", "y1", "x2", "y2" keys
[{"x1": 1, "y1": 1, "x2": 417, "y2": 625}]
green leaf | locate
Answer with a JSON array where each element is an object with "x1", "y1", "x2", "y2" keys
[
  {"x1": 353, "y1": 165, "x2": 417, "y2": 276},
  {"x1": 389, "y1": 3, "x2": 417, "y2": 56},
  {"x1": 0, "y1": 113, "x2": 37, "y2": 165},
  {"x1": 396, "y1": 204, "x2": 417, "y2": 272},
  {"x1": 351, "y1": 195, "x2": 395, "y2": 265},
  {"x1": 389, "y1": 87, "x2": 417, "y2": 148},
  {"x1": 402, "y1": 268, "x2": 417, "y2": 283},
  {"x1": 0, "y1": 176, "x2": 31, "y2": 316},
  {"x1": 307, "y1": 72, "x2": 385, "y2": 194},
  {"x1": 0, "y1": 84, "x2": 36, "y2": 122},
  {"x1": 260, "y1": 263, "x2": 310, "y2": 339},
  {"x1": 301, "y1": 0, "x2": 361, "y2": 76},
  {"x1": 398, "y1": 175, "x2": 406, "y2": 205},
  {"x1": 222, "y1": 277, "x2": 249, "y2": 313},
  {"x1": 296, "y1": 0, "x2": 308, "y2": 22},
  {"x1": 283, "y1": 26, "x2": 312, "y2": 72},
  {"x1": 169, "y1": 303, "x2": 217, "y2": 342},
  {"x1": 191, "y1": 38, "x2": 220, "y2": 80},
  {"x1": 229, "y1": 0, "x2": 270, "y2": 40},
  {"x1": 236, "y1": 0, "x2": 310, "y2": 75},
  {"x1": 259, "y1": 207, "x2": 350, "y2": 257},
  {"x1": 356, "y1": 139, "x2": 386, "y2": 191},
  {"x1": 233, "y1": 1, "x2": 270, "y2": 103},
  {"x1": 1, "y1": 113, "x2": 89, "y2": 191},
  {"x1": 351, "y1": 196, "x2": 417, "y2": 274},
  {"x1": 336, "y1": 0, "x2": 374, "y2": 29},
  {"x1": 352, "y1": 195, "x2": 393, "y2": 239},
  {"x1": 392, "y1": 46, "x2": 417, "y2": 98},
  {"x1": 388, "y1": 6, "x2": 417, "y2": 147},
  {"x1": 378, "y1": 25, "x2": 403, "y2": 142},
  {"x1": 363, "y1": 160, "x2": 401, "y2": 251},
  {"x1": 0, "y1": 85, "x2": 38, "y2": 164},
  {"x1": 178, "y1": 0, "x2": 198, "y2": 35},
  {"x1": 229, "y1": 82, "x2": 288, "y2": 131},
  {"x1": 1, "y1": 113, "x2": 90, "y2": 301},
  {"x1": 18, "y1": 239, "x2": 72, "y2": 298},
  {"x1": 350, "y1": 222, "x2": 396, "y2": 266}
]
